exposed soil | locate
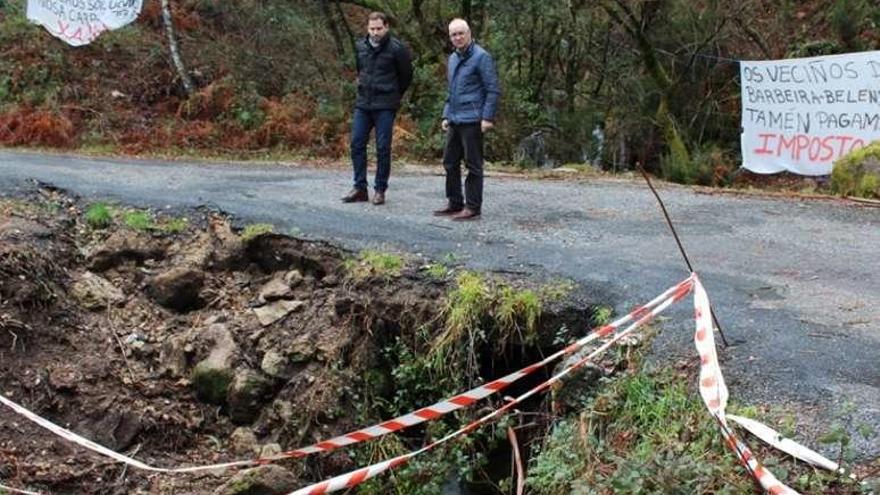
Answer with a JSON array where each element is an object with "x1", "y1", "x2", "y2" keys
[{"x1": 0, "y1": 189, "x2": 598, "y2": 495}]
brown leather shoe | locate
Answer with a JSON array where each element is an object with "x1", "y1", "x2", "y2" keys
[
  {"x1": 341, "y1": 188, "x2": 368, "y2": 203},
  {"x1": 372, "y1": 191, "x2": 385, "y2": 205},
  {"x1": 451, "y1": 208, "x2": 481, "y2": 221},
  {"x1": 433, "y1": 203, "x2": 463, "y2": 216}
]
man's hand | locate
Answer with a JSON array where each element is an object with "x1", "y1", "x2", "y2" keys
[
  {"x1": 441, "y1": 119, "x2": 449, "y2": 131},
  {"x1": 480, "y1": 120, "x2": 494, "y2": 133}
]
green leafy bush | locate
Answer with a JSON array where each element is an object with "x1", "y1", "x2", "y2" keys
[{"x1": 832, "y1": 141, "x2": 880, "y2": 199}]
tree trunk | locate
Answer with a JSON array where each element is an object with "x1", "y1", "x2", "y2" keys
[
  {"x1": 602, "y1": 0, "x2": 691, "y2": 167},
  {"x1": 320, "y1": 0, "x2": 347, "y2": 58},
  {"x1": 161, "y1": 0, "x2": 194, "y2": 96}
]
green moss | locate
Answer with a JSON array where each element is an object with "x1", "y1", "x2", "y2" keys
[
  {"x1": 191, "y1": 361, "x2": 233, "y2": 405},
  {"x1": 240, "y1": 223, "x2": 274, "y2": 241},
  {"x1": 832, "y1": 141, "x2": 880, "y2": 198}
]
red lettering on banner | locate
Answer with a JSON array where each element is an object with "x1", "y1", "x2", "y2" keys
[
  {"x1": 68, "y1": 27, "x2": 84, "y2": 42},
  {"x1": 752, "y1": 133, "x2": 867, "y2": 163},
  {"x1": 778, "y1": 135, "x2": 798, "y2": 159},
  {"x1": 755, "y1": 134, "x2": 775, "y2": 155}
]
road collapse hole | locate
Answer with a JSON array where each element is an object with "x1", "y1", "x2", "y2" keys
[{"x1": 0, "y1": 193, "x2": 615, "y2": 495}]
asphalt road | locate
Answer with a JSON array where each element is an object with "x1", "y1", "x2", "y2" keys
[{"x1": 1, "y1": 149, "x2": 877, "y2": 460}]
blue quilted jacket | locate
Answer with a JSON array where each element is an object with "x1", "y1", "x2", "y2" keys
[{"x1": 442, "y1": 42, "x2": 501, "y2": 124}]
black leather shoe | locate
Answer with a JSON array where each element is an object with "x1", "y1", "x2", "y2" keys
[
  {"x1": 451, "y1": 208, "x2": 481, "y2": 221},
  {"x1": 341, "y1": 189, "x2": 368, "y2": 203},
  {"x1": 433, "y1": 203, "x2": 463, "y2": 216},
  {"x1": 372, "y1": 191, "x2": 385, "y2": 205}
]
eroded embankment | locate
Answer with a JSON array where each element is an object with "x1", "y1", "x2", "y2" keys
[
  {"x1": 0, "y1": 189, "x2": 608, "y2": 495},
  {"x1": 1, "y1": 189, "x2": 873, "y2": 495}
]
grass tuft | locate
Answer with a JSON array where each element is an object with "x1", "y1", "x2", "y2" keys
[
  {"x1": 84, "y1": 202, "x2": 112, "y2": 229},
  {"x1": 158, "y1": 216, "x2": 188, "y2": 234},
  {"x1": 344, "y1": 249, "x2": 404, "y2": 280},
  {"x1": 496, "y1": 286, "x2": 541, "y2": 343},
  {"x1": 122, "y1": 210, "x2": 153, "y2": 231},
  {"x1": 424, "y1": 263, "x2": 451, "y2": 280}
]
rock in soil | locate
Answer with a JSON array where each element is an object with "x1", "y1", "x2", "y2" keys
[
  {"x1": 146, "y1": 266, "x2": 206, "y2": 312},
  {"x1": 213, "y1": 465, "x2": 298, "y2": 495}
]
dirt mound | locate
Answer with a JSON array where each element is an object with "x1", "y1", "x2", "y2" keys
[{"x1": 0, "y1": 192, "x2": 487, "y2": 494}]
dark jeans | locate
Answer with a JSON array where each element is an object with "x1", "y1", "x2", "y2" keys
[
  {"x1": 350, "y1": 108, "x2": 396, "y2": 192},
  {"x1": 443, "y1": 123, "x2": 484, "y2": 211}
]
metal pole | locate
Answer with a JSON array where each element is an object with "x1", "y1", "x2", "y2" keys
[{"x1": 638, "y1": 166, "x2": 732, "y2": 347}]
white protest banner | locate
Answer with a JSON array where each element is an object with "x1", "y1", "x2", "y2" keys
[
  {"x1": 27, "y1": 0, "x2": 143, "y2": 47},
  {"x1": 740, "y1": 50, "x2": 880, "y2": 175}
]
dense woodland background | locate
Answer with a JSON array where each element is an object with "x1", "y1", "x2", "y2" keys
[{"x1": 1, "y1": 0, "x2": 879, "y2": 185}]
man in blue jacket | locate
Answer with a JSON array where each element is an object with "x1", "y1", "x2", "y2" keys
[
  {"x1": 433, "y1": 18, "x2": 501, "y2": 221},
  {"x1": 342, "y1": 12, "x2": 413, "y2": 205}
]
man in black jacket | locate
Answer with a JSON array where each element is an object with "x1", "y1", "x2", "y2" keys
[{"x1": 341, "y1": 12, "x2": 413, "y2": 205}]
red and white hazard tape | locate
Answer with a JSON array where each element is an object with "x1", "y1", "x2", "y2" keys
[
  {"x1": 693, "y1": 276, "x2": 864, "y2": 492},
  {"x1": 0, "y1": 392, "x2": 253, "y2": 473},
  {"x1": 263, "y1": 275, "x2": 694, "y2": 461},
  {"x1": 0, "y1": 483, "x2": 41, "y2": 495},
  {"x1": 0, "y1": 274, "x2": 841, "y2": 495},
  {"x1": 285, "y1": 276, "x2": 695, "y2": 495},
  {"x1": 0, "y1": 277, "x2": 693, "y2": 475}
]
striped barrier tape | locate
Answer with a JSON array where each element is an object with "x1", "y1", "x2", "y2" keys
[
  {"x1": 0, "y1": 392, "x2": 253, "y2": 473},
  {"x1": 0, "y1": 277, "x2": 693, "y2": 475},
  {"x1": 285, "y1": 276, "x2": 695, "y2": 495},
  {"x1": 0, "y1": 274, "x2": 841, "y2": 495},
  {"x1": 265, "y1": 275, "x2": 694, "y2": 460},
  {"x1": 692, "y1": 275, "x2": 800, "y2": 494},
  {"x1": 727, "y1": 414, "x2": 869, "y2": 488},
  {"x1": 291, "y1": 275, "x2": 844, "y2": 495},
  {"x1": 0, "y1": 483, "x2": 41, "y2": 495}
]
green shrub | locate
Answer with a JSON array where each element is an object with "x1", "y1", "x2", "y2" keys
[
  {"x1": 832, "y1": 141, "x2": 880, "y2": 199},
  {"x1": 528, "y1": 369, "x2": 752, "y2": 494},
  {"x1": 661, "y1": 144, "x2": 734, "y2": 186}
]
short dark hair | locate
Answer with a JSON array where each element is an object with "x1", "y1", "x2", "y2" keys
[{"x1": 368, "y1": 11, "x2": 389, "y2": 26}]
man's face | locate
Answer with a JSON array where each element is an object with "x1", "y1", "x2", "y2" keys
[
  {"x1": 448, "y1": 22, "x2": 471, "y2": 50},
  {"x1": 368, "y1": 19, "x2": 389, "y2": 42}
]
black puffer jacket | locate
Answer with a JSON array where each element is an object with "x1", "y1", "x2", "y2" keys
[{"x1": 354, "y1": 35, "x2": 413, "y2": 111}]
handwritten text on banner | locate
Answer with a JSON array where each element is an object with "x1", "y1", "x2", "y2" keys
[
  {"x1": 27, "y1": 0, "x2": 143, "y2": 47},
  {"x1": 740, "y1": 51, "x2": 880, "y2": 175}
]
